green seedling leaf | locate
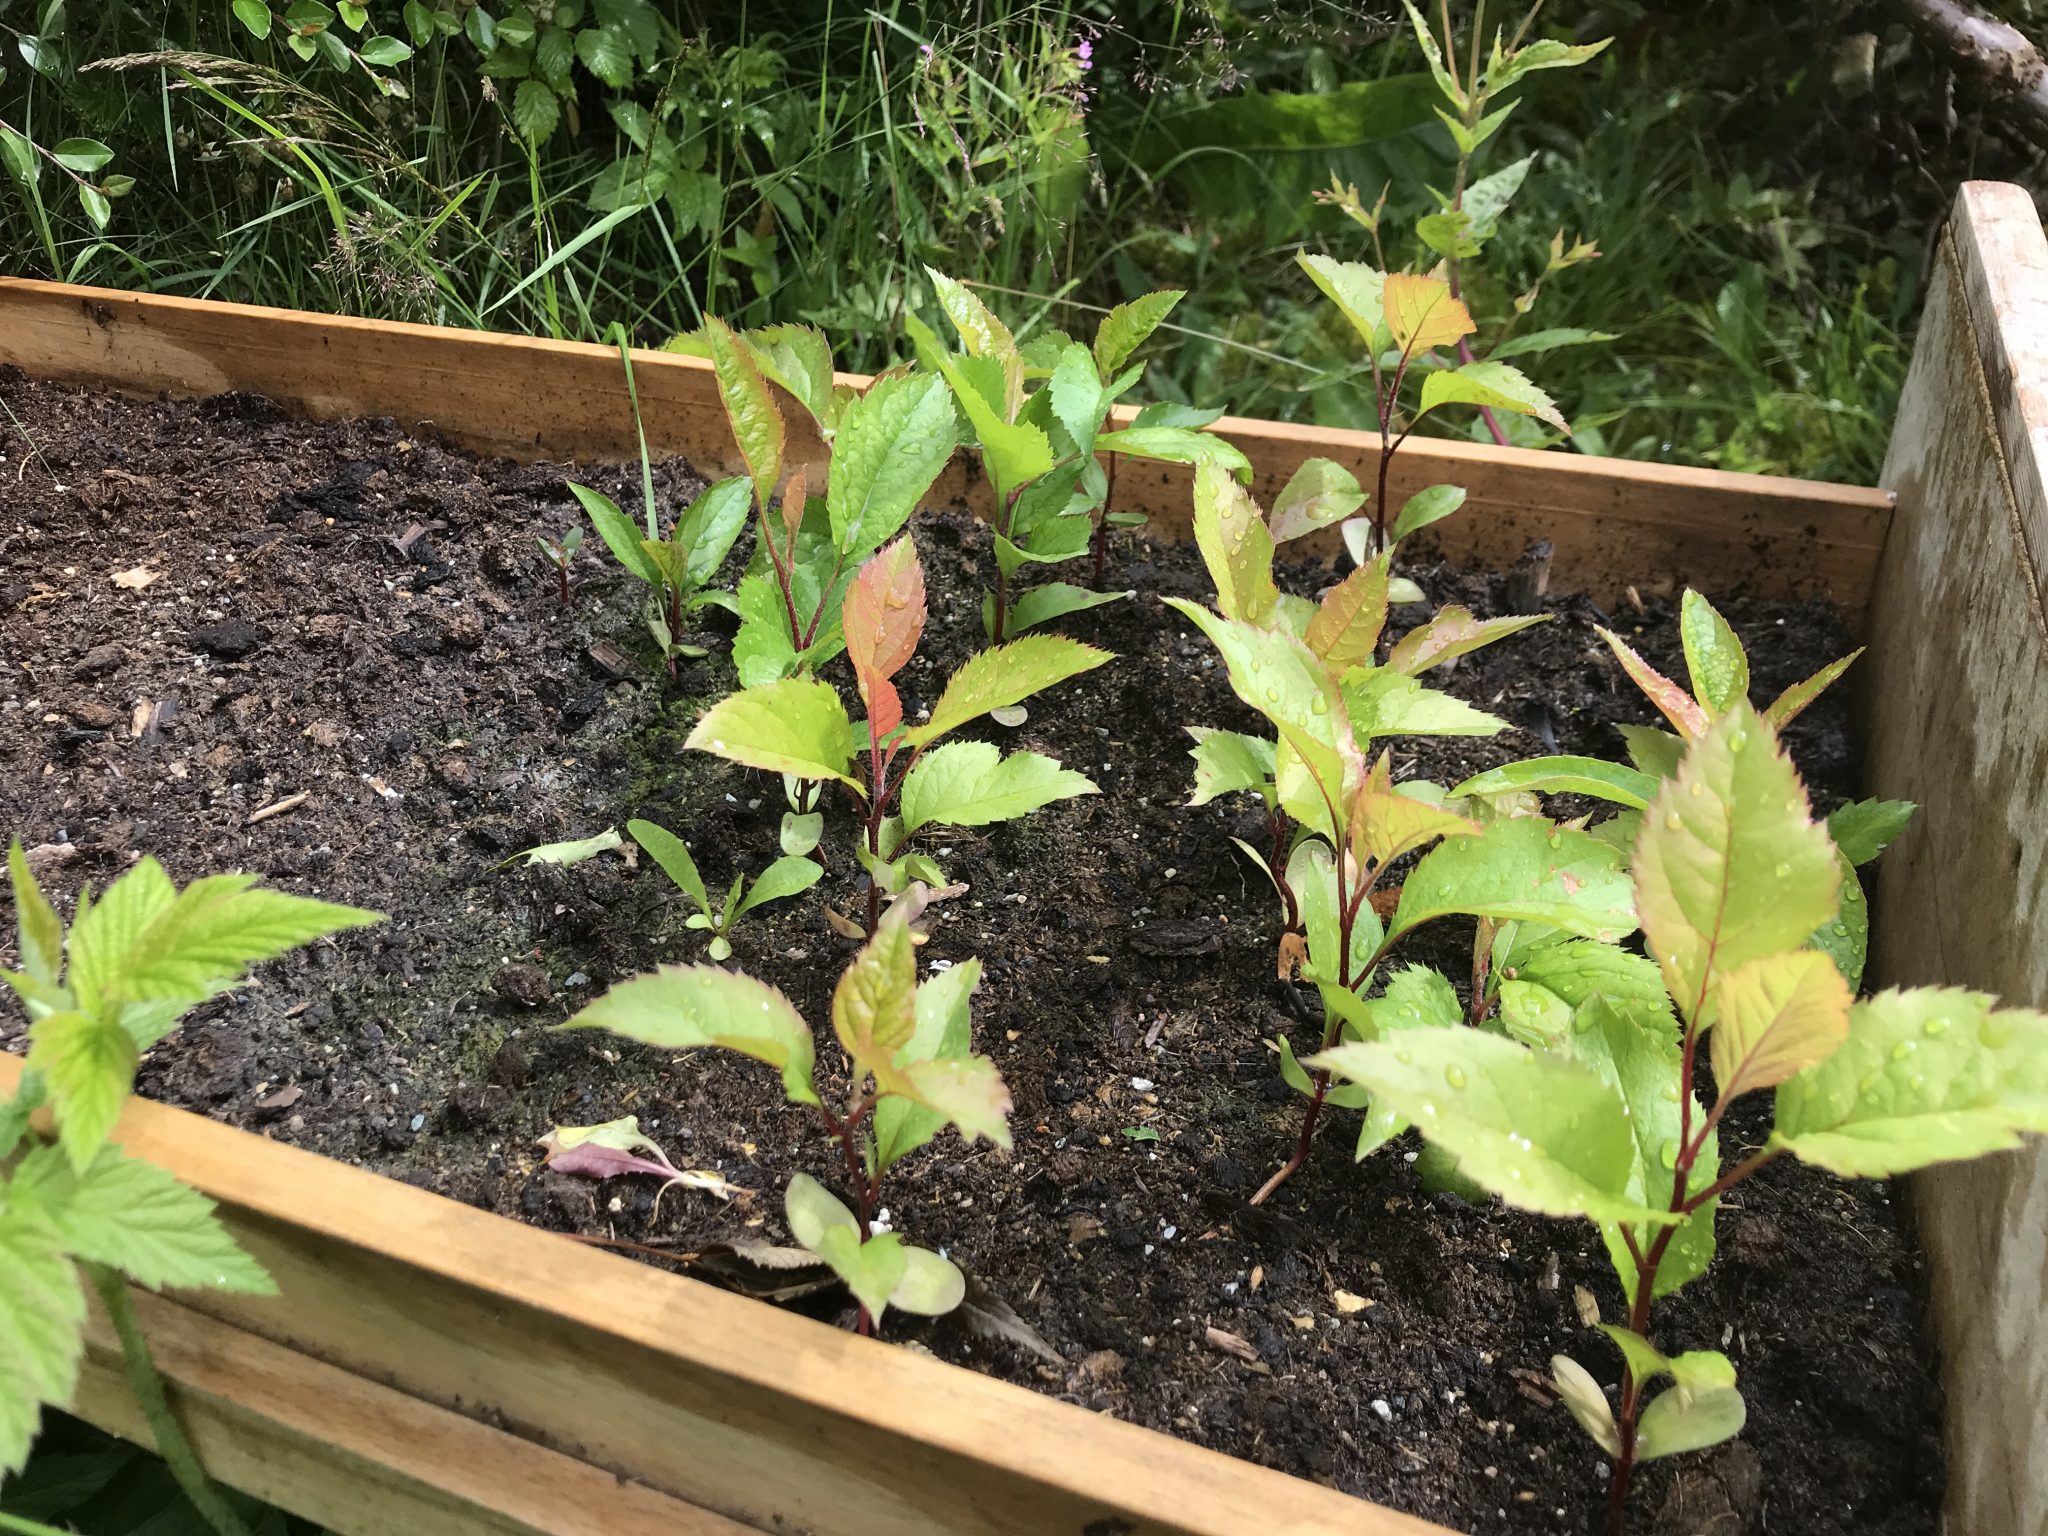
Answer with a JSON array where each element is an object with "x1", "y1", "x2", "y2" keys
[
  {"x1": 1384, "y1": 273, "x2": 1475, "y2": 353},
  {"x1": 0, "y1": 1195, "x2": 86, "y2": 1479},
  {"x1": 1187, "y1": 729, "x2": 1276, "y2": 807},
  {"x1": 560, "y1": 965, "x2": 819, "y2": 1105},
  {"x1": 688, "y1": 678, "x2": 860, "y2": 790},
  {"x1": 1390, "y1": 818, "x2": 1636, "y2": 944},
  {"x1": 1094, "y1": 290, "x2": 1184, "y2": 377},
  {"x1": 832, "y1": 904, "x2": 919, "y2": 1077},
  {"x1": 828, "y1": 373, "x2": 958, "y2": 557},
  {"x1": 1763, "y1": 647, "x2": 1864, "y2": 728},
  {"x1": 1632, "y1": 704, "x2": 1838, "y2": 1026},
  {"x1": 1093, "y1": 427, "x2": 1253, "y2": 482},
  {"x1": 1828, "y1": 798, "x2": 1916, "y2": 865},
  {"x1": 1678, "y1": 591, "x2": 1750, "y2": 716},
  {"x1": 1305, "y1": 556, "x2": 1391, "y2": 671},
  {"x1": 906, "y1": 634, "x2": 1111, "y2": 748},
  {"x1": 1310, "y1": 1030, "x2": 1666, "y2": 1223},
  {"x1": 744, "y1": 323, "x2": 840, "y2": 436},
  {"x1": 500, "y1": 828, "x2": 624, "y2": 870},
  {"x1": 1598, "y1": 628, "x2": 1708, "y2": 739},
  {"x1": 883, "y1": 1054, "x2": 1014, "y2": 1150},
  {"x1": 568, "y1": 483, "x2": 659, "y2": 585},
  {"x1": 1418, "y1": 361, "x2": 1567, "y2": 433},
  {"x1": 626, "y1": 820, "x2": 709, "y2": 910},
  {"x1": 1772, "y1": 987, "x2": 2048, "y2": 1176},
  {"x1": 673, "y1": 476, "x2": 754, "y2": 584},
  {"x1": 1191, "y1": 457, "x2": 1278, "y2": 624},
  {"x1": 1347, "y1": 755, "x2": 1479, "y2": 868},
  {"x1": 784, "y1": 1173, "x2": 905, "y2": 1320},
  {"x1": 1710, "y1": 950, "x2": 1851, "y2": 1105},
  {"x1": 1571, "y1": 998, "x2": 1716, "y2": 1304},
  {"x1": 926, "y1": 268, "x2": 1019, "y2": 370},
  {"x1": 1636, "y1": 1381, "x2": 1746, "y2": 1463},
  {"x1": 704, "y1": 315, "x2": 784, "y2": 509},
  {"x1": 1295, "y1": 254, "x2": 1387, "y2": 348},
  {"x1": 889, "y1": 1245, "x2": 968, "y2": 1316},
  {"x1": 781, "y1": 811, "x2": 824, "y2": 857},
  {"x1": 1390, "y1": 484, "x2": 1467, "y2": 544},
  {"x1": 1386, "y1": 606, "x2": 1548, "y2": 675},
  {"x1": 1550, "y1": 1355, "x2": 1620, "y2": 1456},
  {"x1": 1620, "y1": 724, "x2": 1684, "y2": 779},
  {"x1": 1450, "y1": 757, "x2": 1660, "y2": 811},
  {"x1": 934, "y1": 351, "x2": 1052, "y2": 494},
  {"x1": 1516, "y1": 942, "x2": 1670, "y2": 1016},
  {"x1": 1288, "y1": 840, "x2": 1382, "y2": 985},
  {"x1": 733, "y1": 570, "x2": 801, "y2": 686},
  {"x1": 1344, "y1": 670, "x2": 1507, "y2": 742},
  {"x1": 11, "y1": 1146, "x2": 273, "y2": 1295},
  {"x1": 1810, "y1": 852, "x2": 1870, "y2": 989},
  {"x1": 1268, "y1": 458, "x2": 1366, "y2": 543},
  {"x1": 899, "y1": 742, "x2": 1096, "y2": 834},
  {"x1": 1402, "y1": 0, "x2": 1468, "y2": 106},
  {"x1": 8, "y1": 840, "x2": 64, "y2": 988},
  {"x1": 735, "y1": 856, "x2": 823, "y2": 919},
  {"x1": 1047, "y1": 343, "x2": 1106, "y2": 454},
  {"x1": 871, "y1": 960, "x2": 984, "y2": 1171},
  {"x1": 1002, "y1": 581, "x2": 1127, "y2": 636}
]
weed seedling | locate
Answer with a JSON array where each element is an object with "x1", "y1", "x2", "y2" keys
[
  {"x1": 688, "y1": 536, "x2": 1110, "y2": 933},
  {"x1": 0, "y1": 841, "x2": 380, "y2": 1506},
  {"x1": 627, "y1": 817, "x2": 821, "y2": 961},
  {"x1": 536, "y1": 525, "x2": 583, "y2": 609},
  {"x1": 560, "y1": 898, "x2": 1011, "y2": 1335}
]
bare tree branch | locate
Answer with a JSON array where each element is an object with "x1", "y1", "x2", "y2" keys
[{"x1": 1889, "y1": 0, "x2": 2048, "y2": 136}]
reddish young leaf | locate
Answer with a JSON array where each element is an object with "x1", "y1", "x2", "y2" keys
[
  {"x1": 778, "y1": 466, "x2": 808, "y2": 538},
  {"x1": 1597, "y1": 627, "x2": 1709, "y2": 739},
  {"x1": 1763, "y1": 647, "x2": 1864, "y2": 729},
  {"x1": 844, "y1": 538, "x2": 927, "y2": 741}
]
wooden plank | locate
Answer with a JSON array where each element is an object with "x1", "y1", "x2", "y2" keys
[
  {"x1": 70, "y1": 1288, "x2": 742, "y2": 1536},
  {"x1": 0, "y1": 277, "x2": 1892, "y2": 613},
  {"x1": 1867, "y1": 180, "x2": 2048, "y2": 1536},
  {"x1": 0, "y1": 1053, "x2": 1449, "y2": 1536}
]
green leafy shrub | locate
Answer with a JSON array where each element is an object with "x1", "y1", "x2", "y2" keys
[{"x1": 559, "y1": 897, "x2": 1008, "y2": 1334}]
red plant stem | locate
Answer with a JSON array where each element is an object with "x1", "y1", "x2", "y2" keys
[
  {"x1": 1603, "y1": 1011, "x2": 1785, "y2": 1534},
  {"x1": 818, "y1": 1097, "x2": 881, "y2": 1336},
  {"x1": 1269, "y1": 807, "x2": 1299, "y2": 930},
  {"x1": 759, "y1": 509, "x2": 804, "y2": 649},
  {"x1": 556, "y1": 561, "x2": 569, "y2": 609},
  {"x1": 990, "y1": 483, "x2": 1027, "y2": 644},
  {"x1": 1467, "y1": 917, "x2": 1496, "y2": 1028},
  {"x1": 1092, "y1": 452, "x2": 1120, "y2": 587},
  {"x1": 1374, "y1": 348, "x2": 1420, "y2": 552}
]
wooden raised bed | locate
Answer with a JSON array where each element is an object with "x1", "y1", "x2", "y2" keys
[{"x1": 0, "y1": 179, "x2": 2039, "y2": 1536}]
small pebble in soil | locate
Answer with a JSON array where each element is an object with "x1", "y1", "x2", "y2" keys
[
  {"x1": 1371, "y1": 1399, "x2": 1393, "y2": 1422},
  {"x1": 491, "y1": 962, "x2": 552, "y2": 1008},
  {"x1": 1130, "y1": 1076, "x2": 1154, "y2": 1092},
  {"x1": 187, "y1": 618, "x2": 270, "y2": 659},
  {"x1": 72, "y1": 643, "x2": 125, "y2": 679}
]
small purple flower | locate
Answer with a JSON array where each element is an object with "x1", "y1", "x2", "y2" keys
[{"x1": 1075, "y1": 38, "x2": 1093, "y2": 70}]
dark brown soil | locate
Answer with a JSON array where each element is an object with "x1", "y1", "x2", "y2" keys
[{"x1": 0, "y1": 371, "x2": 1942, "y2": 1536}]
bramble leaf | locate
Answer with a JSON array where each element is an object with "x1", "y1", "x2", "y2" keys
[
  {"x1": 899, "y1": 742, "x2": 1096, "y2": 833},
  {"x1": 1310, "y1": 1030, "x2": 1665, "y2": 1223},
  {"x1": 8, "y1": 841, "x2": 63, "y2": 988},
  {"x1": 559, "y1": 965, "x2": 819, "y2": 1105},
  {"x1": 0, "y1": 1195, "x2": 86, "y2": 1479},
  {"x1": 28, "y1": 1012, "x2": 139, "y2": 1171},
  {"x1": 1632, "y1": 705, "x2": 1838, "y2": 1026},
  {"x1": 687, "y1": 678, "x2": 860, "y2": 789},
  {"x1": 1771, "y1": 987, "x2": 2048, "y2": 1176},
  {"x1": 905, "y1": 634, "x2": 1111, "y2": 748},
  {"x1": 1268, "y1": 459, "x2": 1366, "y2": 543}
]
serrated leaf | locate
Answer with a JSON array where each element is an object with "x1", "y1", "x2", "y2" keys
[
  {"x1": 1450, "y1": 757, "x2": 1660, "y2": 811},
  {"x1": 687, "y1": 678, "x2": 859, "y2": 790},
  {"x1": 1677, "y1": 591, "x2": 1750, "y2": 716},
  {"x1": 1268, "y1": 458, "x2": 1366, "y2": 543},
  {"x1": 1488, "y1": 34, "x2": 1611, "y2": 92},
  {"x1": 1620, "y1": 724, "x2": 1683, "y2": 780},
  {"x1": 1763, "y1": 647, "x2": 1863, "y2": 728},
  {"x1": 1344, "y1": 668, "x2": 1507, "y2": 742},
  {"x1": 15, "y1": 1147, "x2": 273, "y2": 1294},
  {"x1": 827, "y1": 372, "x2": 957, "y2": 558},
  {"x1": 1001, "y1": 581, "x2": 1125, "y2": 635},
  {"x1": 905, "y1": 633, "x2": 1110, "y2": 748},
  {"x1": 1598, "y1": 627, "x2": 1707, "y2": 738},
  {"x1": 8, "y1": 841, "x2": 63, "y2": 988},
  {"x1": 1092, "y1": 426, "x2": 1252, "y2": 482},
  {"x1": 105, "y1": 876, "x2": 380, "y2": 1012},
  {"x1": 1384, "y1": 273, "x2": 1474, "y2": 353},
  {"x1": 844, "y1": 537, "x2": 926, "y2": 740},
  {"x1": 1047, "y1": 343, "x2": 1106, "y2": 454},
  {"x1": 507, "y1": 77, "x2": 560, "y2": 143},
  {"x1": 574, "y1": 24, "x2": 633, "y2": 87},
  {"x1": 1347, "y1": 756, "x2": 1478, "y2": 867},
  {"x1": 704, "y1": 316, "x2": 784, "y2": 511},
  {"x1": 930, "y1": 350, "x2": 1050, "y2": 495},
  {"x1": 1517, "y1": 942, "x2": 1670, "y2": 1015},
  {"x1": 744, "y1": 323, "x2": 839, "y2": 435},
  {"x1": 1310, "y1": 1031, "x2": 1663, "y2": 1223},
  {"x1": 1632, "y1": 704, "x2": 1838, "y2": 1026},
  {"x1": 1390, "y1": 484, "x2": 1467, "y2": 544},
  {"x1": 881, "y1": 1054, "x2": 1013, "y2": 1150},
  {"x1": 0, "y1": 1195, "x2": 85, "y2": 1478},
  {"x1": 832, "y1": 904, "x2": 920, "y2": 1077},
  {"x1": 1809, "y1": 851, "x2": 1869, "y2": 989},
  {"x1": 1711, "y1": 950, "x2": 1850, "y2": 1105},
  {"x1": 1391, "y1": 818, "x2": 1635, "y2": 944},
  {"x1": 733, "y1": 570, "x2": 800, "y2": 686},
  {"x1": 1295, "y1": 254, "x2": 1387, "y2": 348},
  {"x1": 926, "y1": 268, "x2": 1018, "y2": 372},
  {"x1": 1191, "y1": 457, "x2": 1277, "y2": 625},
  {"x1": 28, "y1": 1011, "x2": 138, "y2": 1169},
  {"x1": 64, "y1": 859, "x2": 174, "y2": 1013},
  {"x1": 1498, "y1": 980, "x2": 1573, "y2": 1046},
  {"x1": 899, "y1": 742, "x2": 1095, "y2": 834},
  {"x1": 1827, "y1": 798, "x2": 1915, "y2": 865},
  {"x1": 673, "y1": 476, "x2": 753, "y2": 585},
  {"x1": 559, "y1": 964, "x2": 819, "y2": 1105},
  {"x1": 1093, "y1": 290, "x2": 1183, "y2": 376},
  {"x1": 1304, "y1": 556, "x2": 1390, "y2": 671},
  {"x1": 1186, "y1": 728, "x2": 1276, "y2": 807},
  {"x1": 626, "y1": 820, "x2": 708, "y2": 910},
  {"x1": 1387, "y1": 605, "x2": 1547, "y2": 675},
  {"x1": 1419, "y1": 360, "x2": 1566, "y2": 432},
  {"x1": 568, "y1": 482, "x2": 658, "y2": 584},
  {"x1": 1288, "y1": 840, "x2": 1380, "y2": 985},
  {"x1": 872, "y1": 960, "x2": 984, "y2": 1171},
  {"x1": 1771, "y1": 987, "x2": 2048, "y2": 1177}
]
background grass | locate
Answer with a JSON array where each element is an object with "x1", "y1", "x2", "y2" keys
[{"x1": 1, "y1": 1, "x2": 2040, "y2": 482}]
